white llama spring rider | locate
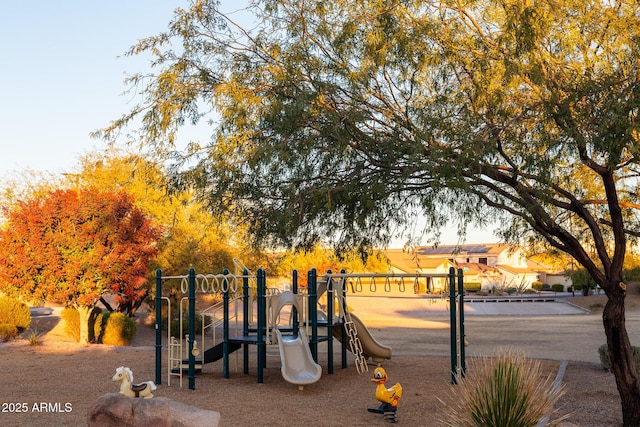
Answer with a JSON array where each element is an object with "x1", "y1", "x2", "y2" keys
[{"x1": 112, "y1": 366, "x2": 156, "y2": 398}]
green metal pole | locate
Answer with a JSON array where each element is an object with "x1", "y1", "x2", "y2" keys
[
  {"x1": 309, "y1": 268, "x2": 318, "y2": 362},
  {"x1": 458, "y1": 268, "x2": 466, "y2": 377},
  {"x1": 449, "y1": 267, "x2": 458, "y2": 384},
  {"x1": 257, "y1": 269, "x2": 265, "y2": 383},
  {"x1": 325, "y1": 271, "x2": 337, "y2": 374},
  {"x1": 222, "y1": 268, "x2": 230, "y2": 379},
  {"x1": 292, "y1": 270, "x2": 299, "y2": 332},
  {"x1": 188, "y1": 268, "x2": 196, "y2": 390},
  {"x1": 155, "y1": 268, "x2": 162, "y2": 385}
]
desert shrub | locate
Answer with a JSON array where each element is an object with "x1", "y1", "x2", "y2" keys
[
  {"x1": 531, "y1": 281, "x2": 543, "y2": 291},
  {"x1": 489, "y1": 283, "x2": 504, "y2": 295},
  {"x1": 27, "y1": 329, "x2": 43, "y2": 346},
  {"x1": 599, "y1": 344, "x2": 640, "y2": 375},
  {"x1": 438, "y1": 348, "x2": 564, "y2": 427},
  {"x1": 101, "y1": 312, "x2": 136, "y2": 346},
  {"x1": 0, "y1": 296, "x2": 31, "y2": 331},
  {"x1": 61, "y1": 307, "x2": 104, "y2": 342},
  {"x1": 0, "y1": 323, "x2": 19, "y2": 341},
  {"x1": 551, "y1": 284, "x2": 565, "y2": 292}
]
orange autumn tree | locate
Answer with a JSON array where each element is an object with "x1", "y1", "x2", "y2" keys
[{"x1": 0, "y1": 188, "x2": 160, "y2": 344}]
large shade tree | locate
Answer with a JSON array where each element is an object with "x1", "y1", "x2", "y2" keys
[
  {"x1": 0, "y1": 188, "x2": 160, "y2": 343},
  {"x1": 104, "y1": 0, "x2": 640, "y2": 422}
]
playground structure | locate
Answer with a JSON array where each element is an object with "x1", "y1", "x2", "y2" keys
[{"x1": 153, "y1": 260, "x2": 466, "y2": 390}]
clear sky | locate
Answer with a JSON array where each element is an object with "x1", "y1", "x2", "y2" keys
[
  {"x1": 0, "y1": 1, "x2": 498, "y2": 245},
  {"x1": 0, "y1": 1, "x2": 193, "y2": 174}
]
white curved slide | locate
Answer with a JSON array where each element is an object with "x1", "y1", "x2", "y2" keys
[
  {"x1": 335, "y1": 312, "x2": 392, "y2": 364},
  {"x1": 274, "y1": 328, "x2": 322, "y2": 390}
]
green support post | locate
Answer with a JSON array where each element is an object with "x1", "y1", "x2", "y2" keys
[
  {"x1": 222, "y1": 268, "x2": 230, "y2": 379},
  {"x1": 257, "y1": 269, "x2": 266, "y2": 383},
  {"x1": 292, "y1": 270, "x2": 299, "y2": 332},
  {"x1": 308, "y1": 268, "x2": 318, "y2": 362},
  {"x1": 324, "y1": 271, "x2": 337, "y2": 375},
  {"x1": 458, "y1": 268, "x2": 466, "y2": 377},
  {"x1": 449, "y1": 267, "x2": 458, "y2": 384}
]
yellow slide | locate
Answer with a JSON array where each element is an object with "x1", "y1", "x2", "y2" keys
[{"x1": 334, "y1": 312, "x2": 392, "y2": 364}]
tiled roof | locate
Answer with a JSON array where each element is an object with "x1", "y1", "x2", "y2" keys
[
  {"x1": 496, "y1": 264, "x2": 537, "y2": 275},
  {"x1": 456, "y1": 262, "x2": 500, "y2": 274}
]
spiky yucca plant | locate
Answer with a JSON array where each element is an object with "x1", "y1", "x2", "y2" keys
[{"x1": 439, "y1": 348, "x2": 565, "y2": 427}]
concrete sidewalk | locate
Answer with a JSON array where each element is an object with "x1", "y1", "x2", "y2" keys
[{"x1": 464, "y1": 300, "x2": 589, "y2": 316}]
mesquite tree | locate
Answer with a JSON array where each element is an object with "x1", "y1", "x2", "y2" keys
[{"x1": 105, "y1": 0, "x2": 640, "y2": 422}]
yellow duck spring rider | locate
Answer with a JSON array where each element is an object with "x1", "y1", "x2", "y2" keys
[{"x1": 368, "y1": 367, "x2": 402, "y2": 423}]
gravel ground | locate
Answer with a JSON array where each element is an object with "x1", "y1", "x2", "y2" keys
[{"x1": 0, "y1": 294, "x2": 636, "y2": 426}]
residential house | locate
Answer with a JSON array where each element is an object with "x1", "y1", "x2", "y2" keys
[{"x1": 385, "y1": 244, "x2": 563, "y2": 293}]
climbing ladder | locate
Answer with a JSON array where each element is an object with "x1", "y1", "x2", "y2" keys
[{"x1": 332, "y1": 277, "x2": 368, "y2": 374}]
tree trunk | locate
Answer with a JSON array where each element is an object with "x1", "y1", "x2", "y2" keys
[
  {"x1": 99, "y1": 297, "x2": 114, "y2": 312},
  {"x1": 603, "y1": 284, "x2": 640, "y2": 426},
  {"x1": 77, "y1": 305, "x2": 92, "y2": 345},
  {"x1": 128, "y1": 290, "x2": 148, "y2": 318}
]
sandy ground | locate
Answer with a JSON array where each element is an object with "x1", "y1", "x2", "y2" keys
[{"x1": 0, "y1": 294, "x2": 636, "y2": 426}]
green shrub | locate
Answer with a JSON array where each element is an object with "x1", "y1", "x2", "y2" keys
[
  {"x1": 61, "y1": 307, "x2": 104, "y2": 342},
  {"x1": 531, "y1": 281, "x2": 543, "y2": 291},
  {"x1": 0, "y1": 323, "x2": 19, "y2": 341},
  {"x1": 438, "y1": 348, "x2": 565, "y2": 427},
  {"x1": 599, "y1": 344, "x2": 640, "y2": 375},
  {"x1": 567, "y1": 269, "x2": 597, "y2": 295},
  {"x1": 0, "y1": 296, "x2": 31, "y2": 331},
  {"x1": 102, "y1": 312, "x2": 136, "y2": 346},
  {"x1": 551, "y1": 284, "x2": 565, "y2": 292}
]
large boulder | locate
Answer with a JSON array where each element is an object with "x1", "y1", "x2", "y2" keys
[{"x1": 87, "y1": 393, "x2": 221, "y2": 427}]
